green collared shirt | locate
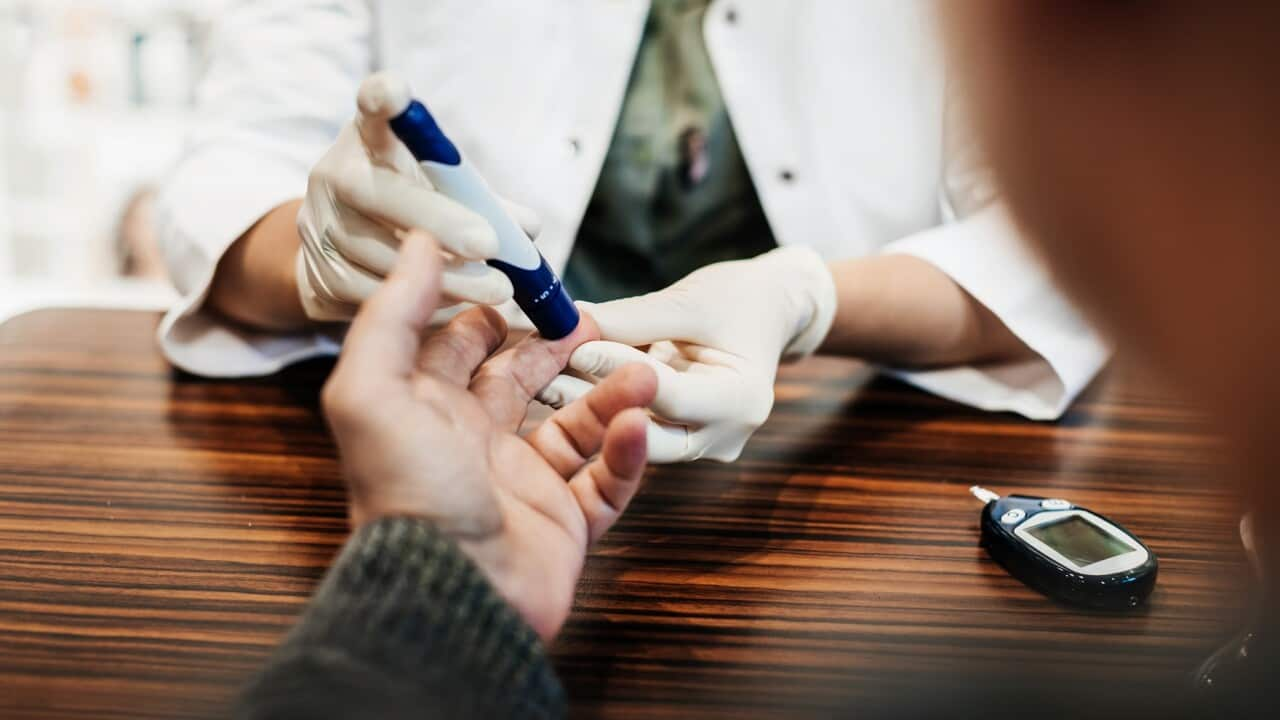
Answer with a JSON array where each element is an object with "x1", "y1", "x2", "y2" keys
[{"x1": 564, "y1": 0, "x2": 777, "y2": 302}]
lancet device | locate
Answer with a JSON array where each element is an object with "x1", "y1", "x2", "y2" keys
[{"x1": 371, "y1": 77, "x2": 580, "y2": 339}]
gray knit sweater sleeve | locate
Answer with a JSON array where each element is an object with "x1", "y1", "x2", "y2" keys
[{"x1": 235, "y1": 517, "x2": 566, "y2": 719}]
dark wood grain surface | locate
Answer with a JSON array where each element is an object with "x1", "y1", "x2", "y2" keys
[{"x1": 0, "y1": 309, "x2": 1248, "y2": 719}]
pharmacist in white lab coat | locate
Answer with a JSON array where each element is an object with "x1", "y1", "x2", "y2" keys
[{"x1": 155, "y1": 0, "x2": 1106, "y2": 463}]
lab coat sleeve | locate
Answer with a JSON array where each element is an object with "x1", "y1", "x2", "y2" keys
[
  {"x1": 879, "y1": 205, "x2": 1109, "y2": 420},
  {"x1": 154, "y1": 0, "x2": 373, "y2": 377}
]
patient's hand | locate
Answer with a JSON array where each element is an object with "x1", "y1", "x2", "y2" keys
[{"x1": 323, "y1": 231, "x2": 657, "y2": 641}]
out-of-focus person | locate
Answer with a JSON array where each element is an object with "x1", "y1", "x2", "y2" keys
[
  {"x1": 115, "y1": 187, "x2": 168, "y2": 281},
  {"x1": 942, "y1": 2, "x2": 1280, "y2": 715}
]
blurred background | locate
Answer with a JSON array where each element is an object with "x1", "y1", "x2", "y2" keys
[{"x1": 0, "y1": 0, "x2": 228, "y2": 321}]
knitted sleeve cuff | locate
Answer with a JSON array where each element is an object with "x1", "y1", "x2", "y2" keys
[{"x1": 236, "y1": 517, "x2": 565, "y2": 719}]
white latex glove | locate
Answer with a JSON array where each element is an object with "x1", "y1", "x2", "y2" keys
[
  {"x1": 538, "y1": 247, "x2": 837, "y2": 463},
  {"x1": 295, "y1": 75, "x2": 540, "y2": 322}
]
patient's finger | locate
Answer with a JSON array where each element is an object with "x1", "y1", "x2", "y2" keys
[
  {"x1": 416, "y1": 306, "x2": 508, "y2": 386},
  {"x1": 568, "y1": 408, "x2": 651, "y2": 544},
  {"x1": 469, "y1": 313, "x2": 602, "y2": 431},
  {"x1": 333, "y1": 231, "x2": 441, "y2": 390},
  {"x1": 526, "y1": 364, "x2": 658, "y2": 478}
]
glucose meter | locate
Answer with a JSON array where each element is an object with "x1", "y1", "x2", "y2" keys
[{"x1": 969, "y1": 486, "x2": 1157, "y2": 609}]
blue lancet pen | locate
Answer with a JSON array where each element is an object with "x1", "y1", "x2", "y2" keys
[{"x1": 364, "y1": 75, "x2": 580, "y2": 339}]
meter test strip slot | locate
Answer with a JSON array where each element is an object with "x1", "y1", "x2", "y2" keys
[
  {"x1": 970, "y1": 487, "x2": 1158, "y2": 609},
  {"x1": 371, "y1": 77, "x2": 580, "y2": 340}
]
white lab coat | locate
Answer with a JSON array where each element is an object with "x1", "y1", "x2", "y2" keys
[{"x1": 156, "y1": 0, "x2": 1107, "y2": 420}]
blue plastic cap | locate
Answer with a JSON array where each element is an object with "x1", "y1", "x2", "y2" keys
[
  {"x1": 488, "y1": 255, "x2": 580, "y2": 340},
  {"x1": 388, "y1": 100, "x2": 462, "y2": 166}
]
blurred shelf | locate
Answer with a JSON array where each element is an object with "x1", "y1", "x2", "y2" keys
[{"x1": 0, "y1": 0, "x2": 212, "y2": 297}]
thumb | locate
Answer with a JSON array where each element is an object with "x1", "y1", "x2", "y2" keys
[
  {"x1": 335, "y1": 230, "x2": 443, "y2": 385},
  {"x1": 355, "y1": 72, "x2": 420, "y2": 174},
  {"x1": 581, "y1": 290, "x2": 706, "y2": 348}
]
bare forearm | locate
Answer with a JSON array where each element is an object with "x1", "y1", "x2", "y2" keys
[
  {"x1": 208, "y1": 200, "x2": 310, "y2": 331},
  {"x1": 819, "y1": 254, "x2": 1033, "y2": 367}
]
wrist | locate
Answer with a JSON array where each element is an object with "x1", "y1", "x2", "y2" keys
[
  {"x1": 820, "y1": 253, "x2": 1030, "y2": 366},
  {"x1": 761, "y1": 247, "x2": 837, "y2": 360},
  {"x1": 346, "y1": 506, "x2": 549, "y2": 633},
  {"x1": 347, "y1": 489, "x2": 505, "y2": 541},
  {"x1": 295, "y1": 244, "x2": 356, "y2": 324},
  {"x1": 456, "y1": 533, "x2": 574, "y2": 642},
  {"x1": 207, "y1": 199, "x2": 312, "y2": 331},
  {"x1": 294, "y1": 246, "x2": 325, "y2": 322},
  {"x1": 269, "y1": 516, "x2": 565, "y2": 716}
]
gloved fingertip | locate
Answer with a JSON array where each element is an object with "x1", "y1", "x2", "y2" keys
[
  {"x1": 536, "y1": 373, "x2": 592, "y2": 410},
  {"x1": 471, "y1": 287, "x2": 514, "y2": 307},
  {"x1": 464, "y1": 225, "x2": 501, "y2": 259},
  {"x1": 567, "y1": 344, "x2": 602, "y2": 375},
  {"x1": 501, "y1": 198, "x2": 543, "y2": 241},
  {"x1": 357, "y1": 72, "x2": 413, "y2": 120},
  {"x1": 535, "y1": 385, "x2": 565, "y2": 409},
  {"x1": 442, "y1": 267, "x2": 513, "y2": 306},
  {"x1": 487, "y1": 280, "x2": 515, "y2": 305},
  {"x1": 571, "y1": 299, "x2": 628, "y2": 338},
  {"x1": 644, "y1": 420, "x2": 691, "y2": 465},
  {"x1": 570, "y1": 302, "x2": 606, "y2": 336}
]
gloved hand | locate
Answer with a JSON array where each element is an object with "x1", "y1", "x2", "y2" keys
[
  {"x1": 539, "y1": 247, "x2": 837, "y2": 463},
  {"x1": 295, "y1": 74, "x2": 539, "y2": 322}
]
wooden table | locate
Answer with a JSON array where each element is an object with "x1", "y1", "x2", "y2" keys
[{"x1": 0, "y1": 309, "x2": 1248, "y2": 719}]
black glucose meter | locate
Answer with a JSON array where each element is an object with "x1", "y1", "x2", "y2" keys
[{"x1": 970, "y1": 486, "x2": 1157, "y2": 609}]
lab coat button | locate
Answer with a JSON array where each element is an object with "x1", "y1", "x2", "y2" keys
[
  {"x1": 568, "y1": 137, "x2": 582, "y2": 157},
  {"x1": 725, "y1": 7, "x2": 738, "y2": 24},
  {"x1": 779, "y1": 169, "x2": 796, "y2": 183}
]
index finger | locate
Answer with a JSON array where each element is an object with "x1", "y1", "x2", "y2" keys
[
  {"x1": 338, "y1": 168, "x2": 498, "y2": 260},
  {"x1": 526, "y1": 363, "x2": 658, "y2": 478},
  {"x1": 328, "y1": 230, "x2": 442, "y2": 396},
  {"x1": 416, "y1": 306, "x2": 508, "y2": 387},
  {"x1": 468, "y1": 312, "x2": 601, "y2": 431}
]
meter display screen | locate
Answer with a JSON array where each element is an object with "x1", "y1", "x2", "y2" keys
[{"x1": 1027, "y1": 515, "x2": 1134, "y2": 566}]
